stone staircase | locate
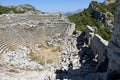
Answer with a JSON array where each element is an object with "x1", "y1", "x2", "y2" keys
[
  {"x1": 0, "y1": 39, "x2": 9, "y2": 54},
  {"x1": 0, "y1": 13, "x2": 74, "y2": 49}
]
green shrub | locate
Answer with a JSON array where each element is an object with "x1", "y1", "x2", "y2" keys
[
  {"x1": 95, "y1": 27, "x2": 112, "y2": 40},
  {"x1": 68, "y1": 1, "x2": 117, "y2": 40},
  {"x1": 0, "y1": 6, "x2": 25, "y2": 14}
]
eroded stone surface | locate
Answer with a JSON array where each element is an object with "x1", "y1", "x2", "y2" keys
[{"x1": 107, "y1": 0, "x2": 120, "y2": 76}]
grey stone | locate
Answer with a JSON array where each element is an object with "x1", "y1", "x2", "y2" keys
[{"x1": 104, "y1": 0, "x2": 116, "y2": 5}]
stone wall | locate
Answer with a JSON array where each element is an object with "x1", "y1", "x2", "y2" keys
[
  {"x1": 84, "y1": 25, "x2": 95, "y2": 45},
  {"x1": 90, "y1": 34, "x2": 108, "y2": 62},
  {"x1": 84, "y1": 25, "x2": 108, "y2": 63}
]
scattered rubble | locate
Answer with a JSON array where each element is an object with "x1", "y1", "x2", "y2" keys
[{"x1": 0, "y1": 0, "x2": 119, "y2": 80}]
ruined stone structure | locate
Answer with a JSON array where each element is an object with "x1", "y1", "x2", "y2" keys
[
  {"x1": 0, "y1": 13, "x2": 75, "y2": 53},
  {"x1": 84, "y1": 1, "x2": 120, "y2": 79},
  {"x1": 0, "y1": 13, "x2": 76, "y2": 80},
  {"x1": 85, "y1": 26, "x2": 108, "y2": 62},
  {"x1": 84, "y1": 26, "x2": 109, "y2": 74},
  {"x1": 0, "y1": 0, "x2": 120, "y2": 80}
]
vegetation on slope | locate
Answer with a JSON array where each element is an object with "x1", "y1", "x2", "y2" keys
[
  {"x1": 68, "y1": 1, "x2": 117, "y2": 40},
  {"x1": 91, "y1": 1, "x2": 117, "y2": 15},
  {"x1": 0, "y1": 4, "x2": 38, "y2": 14},
  {"x1": 68, "y1": 8, "x2": 103, "y2": 31},
  {"x1": 0, "y1": 6, "x2": 24, "y2": 14},
  {"x1": 95, "y1": 27, "x2": 112, "y2": 40}
]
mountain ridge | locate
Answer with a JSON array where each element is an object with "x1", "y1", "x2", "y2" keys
[
  {"x1": 0, "y1": 3, "x2": 42, "y2": 14},
  {"x1": 58, "y1": 9, "x2": 83, "y2": 16}
]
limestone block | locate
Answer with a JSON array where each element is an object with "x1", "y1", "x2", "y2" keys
[
  {"x1": 90, "y1": 34, "x2": 108, "y2": 60},
  {"x1": 66, "y1": 23, "x2": 75, "y2": 36}
]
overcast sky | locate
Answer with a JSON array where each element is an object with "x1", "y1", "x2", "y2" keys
[{"x1": 0, "y1": 0, "x2": 104, "y2": 12}]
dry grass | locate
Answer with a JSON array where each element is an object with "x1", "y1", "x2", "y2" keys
[
  {"x1": 29, "y1": 52, "x2": 45, "y2": 65},
  {"x1": 8, "y1": 69, "x2": 19, "y2": 73},
  {"x1": 29, "y1": 46, "x2": 61, "y2": 65}
]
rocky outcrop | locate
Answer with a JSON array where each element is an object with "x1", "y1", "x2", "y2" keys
[
  {"x1": 107, "y1": 0, "x2": 120, "y2": 79},
  {"x1": 104, "y1": 0, "x2": 116, "y2": 5},
  {"x1": 89, "y1": 0, "x2": 117, "y2": 29},
  {"x1": 84, "y1": 1, "x2": 120, "y2": 79}
]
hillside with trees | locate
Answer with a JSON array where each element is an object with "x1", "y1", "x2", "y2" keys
[
  {"x1": 0, "y1": 4, "x2": 41, "y2": 14},
  {"x1": 68, "y1": 1, "x2": 117, "y2": 40}
]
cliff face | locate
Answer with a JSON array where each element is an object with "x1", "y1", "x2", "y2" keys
[
  {"x1": 89, "y1": 0, "x2": 117, "y2": 28},
  {"x1": 79, "y1": 1, "x2": 120, "y2": 79},
  {"x1": 107, "y1": 0, "x2": 120, "y2": 78}
]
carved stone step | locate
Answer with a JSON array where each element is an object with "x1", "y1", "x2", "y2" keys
[{"x1": 0, "y1": 44, "x2": 8, "y2": 54}]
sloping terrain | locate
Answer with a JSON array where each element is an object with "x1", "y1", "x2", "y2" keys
[
  {"x1": 0, "y1": 4, "x2": 76, "y2": 79},
  {"x1": 68, "y1": 0, "x2": 117, "y2": 40},
  {"x1": 0, "y1": 4, "x2": 42, "y2": 14}
]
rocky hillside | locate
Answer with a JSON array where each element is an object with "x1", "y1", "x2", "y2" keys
[
  {"x1": 0, "y1": 4, "x2": 42, "y2": 14},
  {"x1": 68, "y1": 0, "x2": 117, "y2": 40},
  {"x1": 104, "y1": 0, "x2": 117, "y2": 5}
]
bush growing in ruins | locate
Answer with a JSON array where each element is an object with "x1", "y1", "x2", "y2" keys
[
  {"x1": 29, "y1": 46, "x2": 61, "y2": 66},
  {"x1": 29, "y1": 51, "x2": 45, "y2": 65},
  {"x1": 95, "y1": 27, "x2": 112, "y2": 40},
  {"x1": 8, "y1": 69, "x2": 19, "y2": 73}
]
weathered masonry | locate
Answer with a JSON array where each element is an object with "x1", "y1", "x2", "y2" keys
[{"x1": 84, "y1": 0, "x2": 120, "y2": 79}]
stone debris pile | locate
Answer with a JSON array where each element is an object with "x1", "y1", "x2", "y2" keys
[
  {"x1": 1, "y1": 45, "x2": 43, "y2": 70},
  {"x1": 55, "y1": 31, "x2": 98, "y2": 80}
]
